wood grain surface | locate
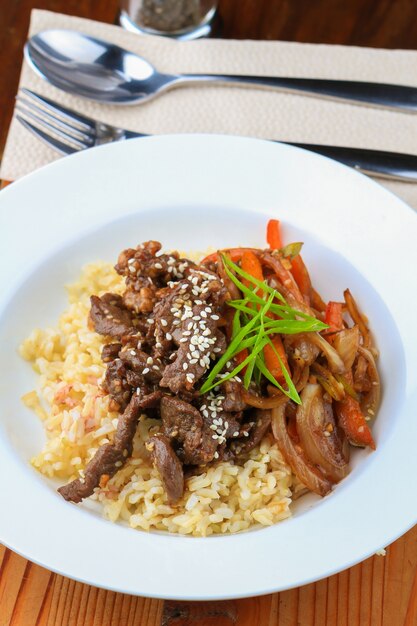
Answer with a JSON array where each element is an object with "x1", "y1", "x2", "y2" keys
[{"x1": 1, "y1": 1, "x2": 417, "y2": 624}]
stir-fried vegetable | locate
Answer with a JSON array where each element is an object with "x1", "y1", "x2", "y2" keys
[
  {"x1": 266, "y1": 219, "x2": 283, "y2": 249},
  {"x1": 271, "y1": 402, "x2": 332, "y2": 496},
  {"x1": 200, "y1": 219, "x2": 380, "y2": 498}
]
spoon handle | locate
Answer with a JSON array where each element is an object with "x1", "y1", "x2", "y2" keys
[{"x1": 180, "y1": 75, "x2": 417, "y2": 113}]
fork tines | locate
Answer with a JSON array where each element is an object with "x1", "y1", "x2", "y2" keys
[{"x1": 15, "y1": 88, "x2": 96, "y2": 155}]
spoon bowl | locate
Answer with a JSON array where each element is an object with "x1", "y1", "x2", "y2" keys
[{"x1": 26, "y1": 30, "x2": 176, "y2": 104}]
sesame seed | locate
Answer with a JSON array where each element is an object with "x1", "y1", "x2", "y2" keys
[
  {"x1": 147, "y1": 318, "x2": 154, "y2": 324},
  {"x1": 179, "y1": 337, "x2": 188, "y2": 343},
  {"x1": 130, "y1": 350, "x2": 136, "y2": 356},
  {"x1": 212, "y1": 434, "x2": 219, "y2": 440},
  {"x1": 154, "y1": 262, "x2": 163, "y2": 269},
  {"x1": 146, "y1": 356, "x2": 153, "y2": 365},
  {"x1": 166, "y1": 333, "x2": 172, "y2": 341},
  {"x1": 186, "y1": 373, "x2": 194, "y2": 384},
  {"x1": 199, "y1": 359, "x2": 206, "y2": 368},
  {"x1": 153, "y1": 365, "x2": 159, "y2": 371},
  {"x1": 183, "y1": 363, "x2": 188, "y2": 370},
  {"x1": 214, "y1": 451, "x2": 219, "y2": 459},
  {"x1": 142, "y1": 367, "x2": 150, "y2": 375},
  {"x1": 189, "y1": 358, "x2": 198, "y2": 364},
  {"x1": 211, "y1": 315, "x2": 220, "y2": 320},
  {"x1": 200, "y1": 311, "x2": 207, "y2": 318},
  {"x1": 202, "y1": 410, "x2": 209, "y2": 418},
  {"x1": 233, "y1": 431, "x2": 239, "y2": 437},
  {"x1": 161, "y1": 319, "x2": 168, "y2": 327},
  {"x1": 200, "y1": 405, "x2": 206, "y2": 410}
]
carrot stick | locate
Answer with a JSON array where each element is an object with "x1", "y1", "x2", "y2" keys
[
  {"x1": 335, "y1": 394, "x2": 375, "y2": 449},
  {"x1": 266, "y1": 219, "x2": 282, "y2": 249},
  {"x1": 201, "y1": 247, "x2": 258, "y2": 265},
  {"x1": 263, "y1": 335, "x2": 290, "y2": 385},
  {"x1": 290, "y1": 255, "x2": 312, "y2": 302},
  {"x1": 324, "y1": 301, "x2": 344, "y2": 332},
  {"x1": 241, "y1": 250, "x2": 264, "y2": 286}
]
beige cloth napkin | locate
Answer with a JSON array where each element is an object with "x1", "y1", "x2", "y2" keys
[{"x1": 2, "y1": 9, "x2": 417, "y2": 209}]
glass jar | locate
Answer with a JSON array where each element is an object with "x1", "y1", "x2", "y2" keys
[{"x1": 120, "y1": 0, "x2": 218, "y2": 40}]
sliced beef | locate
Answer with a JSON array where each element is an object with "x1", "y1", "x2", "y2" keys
[
  {"x1": 148, "y1": 434, "x2": 184, "y2": 503},
  {"x1": 160, "y1": 396, "x2": 217, "y2": 465},
  {"x1": 222, "y1": 380, "x2": 247, "y2": 412},
  {"x1": 119, "y1": 347, "x2": 162, "y2": 384},
  {"x1": 89, "y1": 294, "x2": 136, "y2": 337},
  {"x1": 58, "y1": 391, "x2": 162, "y2": 503},
  {"x1": 159, "y1": 319, "x2": 226, "y2": 394},
  {"x1": 229, "y1": 410, "x2": 272, "y2": 458},
  {"x1": 102, "y1": 358, "x2": 132, "y2": 411},
  {"x1": 101, "y1": 343, "x2": 122, "y2": 363},
  {"x1": 115, "y1": 241, "x2": 194, "y2": 314}
]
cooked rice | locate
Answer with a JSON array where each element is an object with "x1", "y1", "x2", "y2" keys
[{"x1": 20, "y1": 261, "x2": 299, "y2": 536}]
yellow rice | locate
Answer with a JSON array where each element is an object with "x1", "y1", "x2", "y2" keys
[{"x1": 20, "y1": 260, "x2": 299, "y2": 536}]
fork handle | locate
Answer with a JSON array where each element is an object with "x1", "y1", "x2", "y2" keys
[
  {"x1": 282, "y1": 143, "x2": 417, "y2": 182},
  {"x1": 180, "y1": 75, "x2": 417, "y2": 113},
  {"x1": 125, "y1": 131, "x2": 417, "y2": 181}
]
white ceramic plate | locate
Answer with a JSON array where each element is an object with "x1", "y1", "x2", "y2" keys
[{"x1": 1, "y1": 135, "x2": 416, "y2": 600}]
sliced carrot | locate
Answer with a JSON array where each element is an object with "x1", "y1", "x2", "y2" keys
[
  {"x1": 290, "y1": 254, "x2": 312, "y2": 302},
  {"x1": 335, "y1": 394, "x2": 375, "y2": 450},
  {"x1": 324, "y1": 301, "x2": 344, "y2": 332},
  {"x1": 266, "y1": 219, "x2": 282, "y2": 249},
  {"x1": 201, "y1": 247, "x2": 258, "y2": 265},
  {"x1": 263, "y1": 335, "x2": 290, "y2": 385},
  {"x1": 235, "y1": 347, "x2": 248, "y2": 372},
  {"x1": 241, "y1": 250, "x2": 264, "y2": 286}
]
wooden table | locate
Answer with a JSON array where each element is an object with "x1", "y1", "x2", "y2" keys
[{"x1": 1, "y1": 2, "x2": 417, "y2": 624}]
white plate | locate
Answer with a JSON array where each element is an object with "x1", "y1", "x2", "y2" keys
[{"x1": 0, "y1": 135, "x2": 416, "y2": 600}]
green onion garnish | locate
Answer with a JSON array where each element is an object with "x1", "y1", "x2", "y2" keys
[{"x1": 199, "y1": 253, "x2": 328, "y2": 402}]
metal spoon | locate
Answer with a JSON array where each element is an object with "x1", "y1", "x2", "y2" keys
[{"x1": 26, "y1": 30, "x2": 417, "y2": 111}]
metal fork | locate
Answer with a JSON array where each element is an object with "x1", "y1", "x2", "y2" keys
[{"x1": 15, "y1": 88, "x2": 417, "y2": 182}]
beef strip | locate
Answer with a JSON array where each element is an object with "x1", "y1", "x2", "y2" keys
[
  {"x1": 222, "y1": 380, "x2": 247, "y2": 412},
  {"x1": 119, "y1": 347, "x2": 163, "y2": 384},
  {"x1": 160, "y1": 396, "x2": 218, "y2": 465},
  {"x1": 147, "y1": 434, "x2": 184, "y2": 503},
  {"x1": 115, "y1": 241, "x2": 194, "y2": 314},
  {"x1": 228, "y1": 410, "x2": 272, "y2": 458},
  {"x1": 101, "y1": 342, "x2": 122, "y2": 363},
  {"x1": 58, "y1": 391, "x2": 162, "y2": 503},
  {"x1": 102, "y1": 358, "x2": 132, "y2": 411},
  {"x1": 89, "y1": 294, "x2": 136, "y2": 337},
  {"x1": 156, "y1": 270, "x2": 227, "y2": 393}
]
